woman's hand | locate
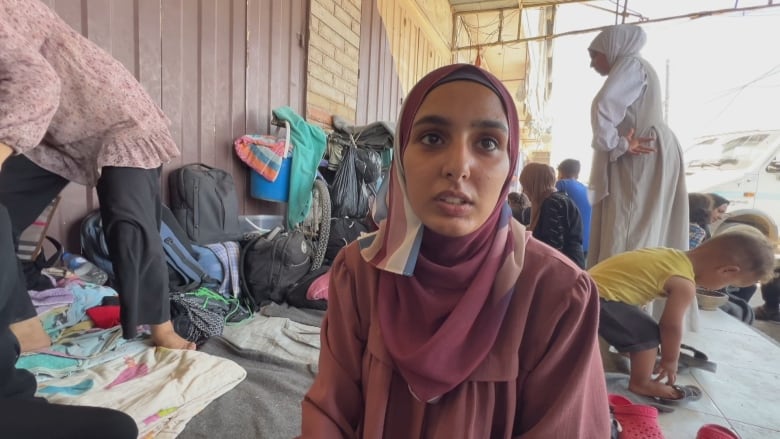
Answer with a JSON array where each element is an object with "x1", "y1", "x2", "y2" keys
[{"x1": 625, "y1": 128, "x2": 655, "y2": 155}]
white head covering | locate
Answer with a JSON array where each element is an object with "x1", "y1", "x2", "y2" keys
[{"x1": 589, "y1": 24, "x2": 647, "y2": 68}]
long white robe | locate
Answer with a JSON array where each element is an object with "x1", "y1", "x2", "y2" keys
[{"x1": 587, "y1": 55, "x2": 689, "y2": 267}]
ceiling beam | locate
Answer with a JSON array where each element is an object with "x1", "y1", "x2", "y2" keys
[{"x1": 454, "y1": 2, "x2": 780, "y2": 50}]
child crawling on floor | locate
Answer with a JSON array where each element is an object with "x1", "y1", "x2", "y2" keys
[{"x1": 589, "y1": 226, "x2": 775, "y2": 401}]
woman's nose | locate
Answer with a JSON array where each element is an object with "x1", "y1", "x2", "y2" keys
[{"x1": 443, "y1": 140, "x2": 471, "y2": 180}]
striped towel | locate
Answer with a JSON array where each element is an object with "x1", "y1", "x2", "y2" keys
[
  {"x1": 234, "y1": 134, "x2": 292, "y2": 182},
  {"x1": 205, "y1": 242, "x2": 241, "y2": 298}
]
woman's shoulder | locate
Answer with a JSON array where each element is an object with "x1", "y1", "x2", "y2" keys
[
  {"x1": 541, "y1": 192, "x2": 564, "y2": 206},
  {"x1": 333, "y1": 240, "x2": 375, "y2": 274},
  {"x1": 542, "y1": 192, "x2": 576, "y2": 212},
  {"x1": 507, "y1": 237, "x2": 596, "y2": 330},
  {"x1": 519, "y1": 237, "x2": 589, "y2": 289}
]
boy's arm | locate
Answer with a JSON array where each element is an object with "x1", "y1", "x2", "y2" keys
[{"x1": 657, "y1": 275, "x2": 696, "y2": 384}]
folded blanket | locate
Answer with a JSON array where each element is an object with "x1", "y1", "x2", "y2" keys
[
  {"x1": 234, "y1": 133, "x2": 291, "y2": 182},
  {"x1": 30, "y1": 287, "x2": 74, "y2": 314},
  {"x1": 38, "y1": 346, "x2": 246, "y2": 438}
]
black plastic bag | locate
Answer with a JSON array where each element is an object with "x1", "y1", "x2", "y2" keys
[
  {"x1": 331, "y1": 146, "x2": 370, "y2": 218},
  {"x1": 354, "y1": 149, "x2": 382, "y2": 184}
]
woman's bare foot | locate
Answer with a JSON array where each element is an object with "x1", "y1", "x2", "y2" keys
[
  {"x1": 10, "y1": 316, "x2": 52, "y2": 352},
  {"x1": 628, "y1": 380, "x2": 681, "y2": 400},
  {"x1": 151, "y1": 321, "x2": 196, "y2": 350}
]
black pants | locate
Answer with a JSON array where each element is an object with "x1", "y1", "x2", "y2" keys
[
  {"x1": 0, "y1": 155, "x2": 169, "y2": 338},
  {"x1": 0, "y1": 204, "x2": 137, "y2": 438}
]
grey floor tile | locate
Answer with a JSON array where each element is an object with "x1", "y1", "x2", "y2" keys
[
  {"x1": 696, "y1": 309, "x2": 760, "y2": 337},
  {"x1": 681, "y1": 328, "x2": 779, "y2": 374},
  {"x1": 656, "y1": 407, "x2": 731, "y2": 439},
  {"x1": 692, "y1": 363, "x2": 780, "y2": 431},
  {"x1": 729, "y1": 420, "x2": 780, "y2": 439}
]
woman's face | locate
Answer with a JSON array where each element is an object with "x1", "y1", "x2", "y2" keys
[
  {"x1": 711, "y1": 203, "x2": 729, "y2": 223},
  {"x1": 589, "y1": 49, "x2": 610, "y2": 76},
  {"x1": 403, "y1": 80, "x2": 510, "y2": 238}
]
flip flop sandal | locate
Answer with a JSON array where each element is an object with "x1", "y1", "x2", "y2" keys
[
  {"x1": 652, "y1": 384, "x2": 703, "y2": 406},
  {"x1": 679, "y1": 344, "x2": 718, "y2": 373},
  {"x1": 696, "y1": 423, "x2": 740, "y2": 439},
  {"x1": 608, "y1": 394, "x2": 665, "y2": 438}
]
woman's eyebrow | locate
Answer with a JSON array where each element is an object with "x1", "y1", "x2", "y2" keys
[
  {"x1": 413, "y1": 116, "x2": 507, "y2": 132},
  {"x1": 472, "y1": 120, "x2": 508, "y2": 132},
  {"x1": 413, "y1": 115, "x2": 450, "y2": 127}
]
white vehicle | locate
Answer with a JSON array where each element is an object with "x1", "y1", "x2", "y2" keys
[{"x1": 685, "y1": 130, "x2": 780, "y2": 222}]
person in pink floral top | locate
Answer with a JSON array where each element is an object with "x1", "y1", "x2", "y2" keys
[{"x1": 0, "y1": 0, "x2": 194, "y2": 350}]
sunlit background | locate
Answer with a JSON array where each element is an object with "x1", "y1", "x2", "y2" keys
[{"x1": 548, "y1": 0, "x2": 780, "y2": 182}]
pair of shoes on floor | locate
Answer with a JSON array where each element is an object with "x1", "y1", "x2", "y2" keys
[
  {"x1": 650, "y1": 384, "x2": 703, "y2": 406},
  {"x1": 609, "y1": 394, "x2": 665, "y2": 438},
  {"x1": 697, "y1": 423, "x2": 740, "y2": 439},
  {"x1": 754, "y1": 305, "x2": 780, "y2": 323}
]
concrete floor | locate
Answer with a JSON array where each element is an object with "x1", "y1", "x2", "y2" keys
[
  {"x1": 660, "y1": 307, "x2": 780, "y2": 438},
  {"x1": 604, "y1": 296, "x2": 780, "y2": 439}
]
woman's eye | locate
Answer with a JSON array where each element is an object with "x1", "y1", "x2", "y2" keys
[
  {"x1": 478, "y1": 138, "x2": 500, "y2": 151},
  {"x1": 420, "y1": 133, "x2": 443, "y2": 145}
]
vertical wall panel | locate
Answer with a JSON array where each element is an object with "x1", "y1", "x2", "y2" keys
[
  {"x1": 356, "y1": 0, "x2": 404, "y2": 125},
  {"x1": 137, "y1": 0, "x2": 163, "y2": 106},
  {"x1": 357, "y1": 0, "x2": 449, "y2": 125},
  {"x1": 32, "y1": 0, "x2": 307, "y2": 250}
]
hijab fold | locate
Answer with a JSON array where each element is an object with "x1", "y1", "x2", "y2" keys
[
  {"x1": 588, "y1": 24, "x2": 646, "y2": 67},
  {"x1": 358, "y1": 64, "x2": 525, "y2": 402}
]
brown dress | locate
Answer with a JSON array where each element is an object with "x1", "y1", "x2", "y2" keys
[{"x1": 301, "y1": 237, "x2": 610, "y2": 438}]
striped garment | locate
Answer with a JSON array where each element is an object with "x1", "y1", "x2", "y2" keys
[
  {"x1": 205, "y1": 242, "x2": 241, "y2": 298},
  {"x1": 233, "y1": 131, "x2": 292, "y2": 183}
]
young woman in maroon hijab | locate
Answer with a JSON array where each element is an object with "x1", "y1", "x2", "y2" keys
[{"x1": 300, "y1": 64, "x2": 610, "y2": 438}]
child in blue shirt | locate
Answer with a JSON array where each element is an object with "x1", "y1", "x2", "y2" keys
[{"x1": 556, "y1": 159, "x2": 591, "y2": 255}]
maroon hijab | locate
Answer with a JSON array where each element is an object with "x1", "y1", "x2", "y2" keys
[{"x1": 370, "y1": 64, "x2": 524, "y2": 402}]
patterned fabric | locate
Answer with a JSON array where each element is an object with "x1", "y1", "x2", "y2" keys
[
  {"x1": 205, "y1": 242, "x2": 241, "y2": 298},
  {"x1": 170, "y1": 288, "x2": 230, "y2": 343},
  {"x1": 37, "y1": 344, "x2": 246, "y2": 438},
  {"x1": 0, "y1": 0, "x2": 179, "y2": 186},
  {"x1": 689, "y1": 223, "x2": 707, "y2": 249},
  {"x1": 233, "y1": 132, "x2": 292, "y2": 183}
]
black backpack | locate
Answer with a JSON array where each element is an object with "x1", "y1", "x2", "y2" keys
[
  {"x1": 240, "y1": 227, "x2": 312, "y2": 309},
  {"x1": 169, "y1": 163, "x2": 241, "y2": 245}
]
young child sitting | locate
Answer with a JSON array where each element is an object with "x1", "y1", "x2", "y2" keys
[
  {"x1": 590, "y1": 226, "x2": 775, "y2": 400},
  {"x1": 688, "y1": 192, "x2": 713, "y2": 249}
]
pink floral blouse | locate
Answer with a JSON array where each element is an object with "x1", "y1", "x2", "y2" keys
[{"x1": 0, "y1": 0, "x2": 179, "y2": 186}]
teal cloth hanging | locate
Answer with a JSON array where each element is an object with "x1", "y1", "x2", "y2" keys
[{"x1": 272, "y1": 106, "x2": 327, "y2": 229}]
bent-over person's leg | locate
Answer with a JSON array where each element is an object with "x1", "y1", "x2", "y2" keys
[
  {"x1": 96, "y1": 166, "x2": 195, "y2": 349},
  {"x1": 599, "y1": 299, "x2": 680, "y2": 399}
]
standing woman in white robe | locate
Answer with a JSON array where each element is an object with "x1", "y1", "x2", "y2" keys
[{"x1": 586, "y1": 24, "x2": 688, "y2": 268}]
